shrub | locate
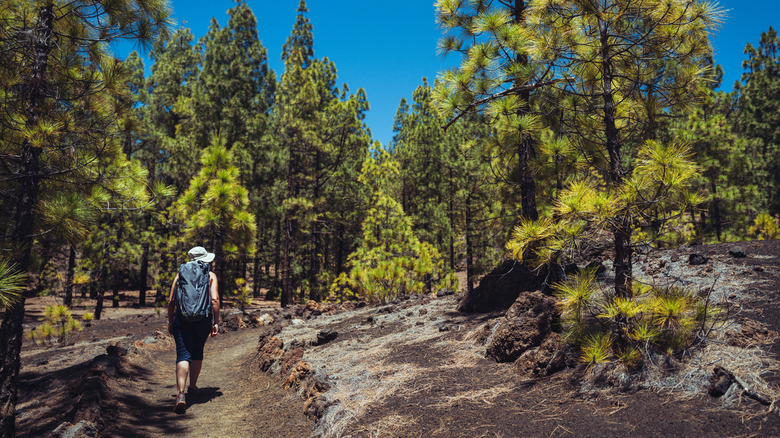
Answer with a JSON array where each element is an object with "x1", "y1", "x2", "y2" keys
[
  {"x1": 30, "y1": 304, "x2": 83, "y2": 345},
  {"x1": 554, "y1": 268, "x2": 723, "y2": 365},
  {"x1": 748, "y1": 213, "x2": 780, "y2": 240},
  {"x1": 234, "y1": 278, "x2": 252, "y2": 313}
]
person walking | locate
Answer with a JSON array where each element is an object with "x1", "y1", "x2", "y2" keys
[{"x1": 167, "y1": 246, "x2": 220, "y2": 414}]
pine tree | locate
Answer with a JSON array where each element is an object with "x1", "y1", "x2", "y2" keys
[
  {"x1": 330, "y1": 151, "x2": 457, "y2": 303},
  {"x1": 436, "y1": 0, "x2": 555, "y2": 221},
  {"x1": 175, "y1": 133, "x2": 257, "y2": 301},
  {"x1": 192, "y1": 1, "x2": 275, "y2": 182},
  {"x1": 0, "y1": 1, "x2": 170, "y2": 433},
  {"x1": 393, "y1": 79, "x2": 504, "y2": 281},
  {"x1": 665, "y1": 63, "x2": 765, "y2": 241},
  {"x1": 143, "y1": 28, "x2": 203, "y2": 193},
  {"x1": 392, "y1": 79, "x2": 451, "y2": 258},
  {"x1": 274, "y1": 0, "x2": 371, "y2": 305},
  {"x1": 521, "y1": 0, "x2": 722, "y2": 297},
  {"x1": 734, "y1": 27, "x2": 780, "y2": 215}
]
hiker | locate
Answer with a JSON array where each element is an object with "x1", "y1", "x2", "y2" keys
[{"x1": 167, "y1": 246, "x2": 220, "y2": 413}]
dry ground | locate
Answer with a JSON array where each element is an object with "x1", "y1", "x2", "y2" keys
[{"x1": 10, "y1": 239, "x2": 780, "y2": 437}]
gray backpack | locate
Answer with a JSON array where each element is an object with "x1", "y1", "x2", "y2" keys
[{"x1": 175, "y1": 261, "x2": 212, "y2": 323}]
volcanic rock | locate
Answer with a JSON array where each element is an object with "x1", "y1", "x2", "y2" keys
[{"x1": 485, "y1": 291, "x2": 558, "y2": 363}]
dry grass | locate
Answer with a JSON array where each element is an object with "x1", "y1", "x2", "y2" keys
[
  {"x1": 270, "y1": 248, "x2": 780, "y2": 436},
  {"x1": 429, "y1": 384, "x2": 516, "y2": 409}
]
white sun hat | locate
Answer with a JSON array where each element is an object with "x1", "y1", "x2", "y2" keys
[{"x1": 187, "y1": 246, "x2": 215, "y2": 263}]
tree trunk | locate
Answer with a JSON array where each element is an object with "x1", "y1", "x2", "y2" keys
[
  {"x1": 95, "y1": 264, "x2": 106, "y2": 320},
  {"x1": 510, "y1": 1, "x2": 538, "y2": 222},
  {"x1": 310, "y1": 189, "x2": 320, "y2": 302},
  {"x1": 600, "y1": 18, "x2": 632, "y2": 298},
  {"x1": 64, "y1": 245, "x2": 76, "y2": 307},
  {"x1": 213, "y1": 227, "x2": 225, "y2": 305},
  {"x1": 336, "y1": 222, "x2": 346, "y2": 276},
  {"x1": 252, "y1": 251, "x2": 262, "y2": 298},
  {"x1": 465, "y1": 195, "x2": 474, "y2": 293},
  {"x1": 112, "y1": 283, "x2": 120, "y2": 308},
  {"x1": 156, "y1": 246, "x2": 170, "y2": 303},
  {"x1": 449, "y1": 167, "x2": 456, "y2": 270},
  {"x1": 0, "y1": 6, "x2": 54, "y2": 436},
  {"x1": 281, "y1": 213, "x2": 295, "y2": 307},
  {"x1": 138, "y1": 214, "x2": 151, "y2": 307},
  {"x1": 711, "y1": 180, "x2": 722, "y2": 241}
]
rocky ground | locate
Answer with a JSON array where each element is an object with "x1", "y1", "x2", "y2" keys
[{"x1": 11, "y1": 239, "x2": 780, "y2": 437}]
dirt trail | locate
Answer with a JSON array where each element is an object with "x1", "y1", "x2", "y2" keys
[{"x1": 104, "y1": 326, "x2": 314, "y2": 437}]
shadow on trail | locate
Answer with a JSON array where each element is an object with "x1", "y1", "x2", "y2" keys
[
  {"x1": 17, "y1": 361, "x2": 92, "y2": 438},
  {"x1": 187, "y1": 386, "x2": 223, "y2": 407},
  {"x1": 106, "y1": 359, "x2": 194, "y2": 436}
]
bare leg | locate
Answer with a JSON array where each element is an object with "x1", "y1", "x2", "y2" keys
[
  {"x1": 176, "y1": 360, "x2": 190, "y2": 393},
  {"x1": 189, "y1": 360, "x2": 203, "y2": 388}
]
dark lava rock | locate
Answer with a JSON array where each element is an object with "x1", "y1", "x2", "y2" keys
[
  {"x1": 377, "y1": 305, "x2": 398, "y2": 314},
  {"x1": 89, "y1": 355, "x2": 118, "y2": 378},
  {"x1": 106, "y1": 341, "x2": 130, "y2": 357},
  {"x1": 729, "y1": 246, "x2": 747, "y2": 258},
  {"x1": 486, "y1": 291, "x2": 558, "y2": 363},
  {"x1": 304, "y1": 395, "x2": 332, "y2": 421},
  {"x1": 257, "y1": 324, "x2": 282, "y2": 345},
  {"x1": 436, "y1": 289, "x2": 455, "y2": 297},
  {"x1": 514, "y1": 332, "x2": 574, "y2": 376},
  {"x1": 223, "y1": 314, "x2": 246, "y2": 331},
  {"x1": 688, "y1": 253, "x2": 709, "y2": 266},
  {"x1": 458, "y1": 260, "x2": 563, "y2": 313},
  {"x1": 315, "y1": 329, "x2": 338, "y2": 346},
  {"x1": 708, "y1": 366, "x2": 734, "y2": 397}
]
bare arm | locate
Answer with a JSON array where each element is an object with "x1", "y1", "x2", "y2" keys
[
  {"x1": 167, "y1": 274, "x2": 179, "y2": 334},
  {"x1": 210, "y1": 272, "x2": 219, "y2": 336}
]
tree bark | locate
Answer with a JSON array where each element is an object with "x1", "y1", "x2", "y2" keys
[
  {"x1": 600, "y1": 16, "x2": 632, "y2": 298},
  {"x1": 95, "y1": 264, "x2": 106, "y2": 320},
  {"x1": 711, "y1": 180, "x2": 722, "y2": 241},
  {"x1": 465, "y1": 195, "x2": 475, "y2": 293},
  {"x1": 513, "y1": 1, "x2": 538, "y2": 221},
  {"x1": 213, "y1": 227, "x2": 225, "y2": 305},
  {"x1": 336, "y1": 222, "x2": 346, "y2": 276},
  {"x1": 281, "y1": 213, "x2": 295, "y2": 307},
  {"x1": 64, "y1": 245, "x2": 76, "y2": 307},
  {"x1": 0, "y1": 6, "x2": 54, "y2": 436},
  {"x1": 138, "y1": 214, "x2": 151, "y2": 307}
]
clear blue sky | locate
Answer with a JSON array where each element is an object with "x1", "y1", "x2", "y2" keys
[{"x1": 112, "y1": 0, "x2": 778, "y2": 147}]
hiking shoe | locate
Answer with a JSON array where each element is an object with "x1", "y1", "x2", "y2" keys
[
  {"x1": 187, "y1": 386, "x2": 199, "y2": 400},
  {"x1": 174, "y1": 391, "x2": 186, "y2": 413}
]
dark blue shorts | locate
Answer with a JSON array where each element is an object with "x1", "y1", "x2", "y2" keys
[{"x1": 171, "y1": 316, "x2": 212, "y2": 363}]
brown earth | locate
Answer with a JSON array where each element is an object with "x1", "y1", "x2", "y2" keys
[{"x1": 11, "y1": 239, "x2": 780, "y2": 437}]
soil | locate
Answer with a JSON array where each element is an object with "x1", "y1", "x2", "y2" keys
[{"x1": 10, "y1": 239, "x2": 780, "y2": 437}]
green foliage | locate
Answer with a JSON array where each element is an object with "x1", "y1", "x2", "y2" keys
[
  {"x1": 554, "y1": 270, "x2": 723, "y2": 365},
  {"x1": 234, "y1": 278, "x2": 253, "y2": 313},
  {"x1": 580, "y1": 332, "x2": 613, "y2": 364},
  {"x1": 273, "y1": 1, "x2": 372, "y2": 303},
  {"x1": 0, "y1": 259, "x2": 25, "y2": 308},
  {"x1": 749, "y1": 214, "x2": 780, "y2": 240},
  {"x1": 29, "y1": 305, "x2": 83, "y2": 345},
  {"x1": 176, "y1": 133, "x2": 257, "y2": 261},
  {"x1": 330, "y1": 154, "x2": 458, "y2": 304},
  {"x1": 735, "y1": 27, "x2": 780, "y2": 215},
  {"x1": 435, "y1": 0, "x2": 544, "y2": 221},
  {"x1": 508, "y1": 141, "x2": 701, "y2": 267}
]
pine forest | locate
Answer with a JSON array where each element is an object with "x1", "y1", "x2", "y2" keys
[{"x1": 1, "y1": 1, "x2": 780, "y2": 436}]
